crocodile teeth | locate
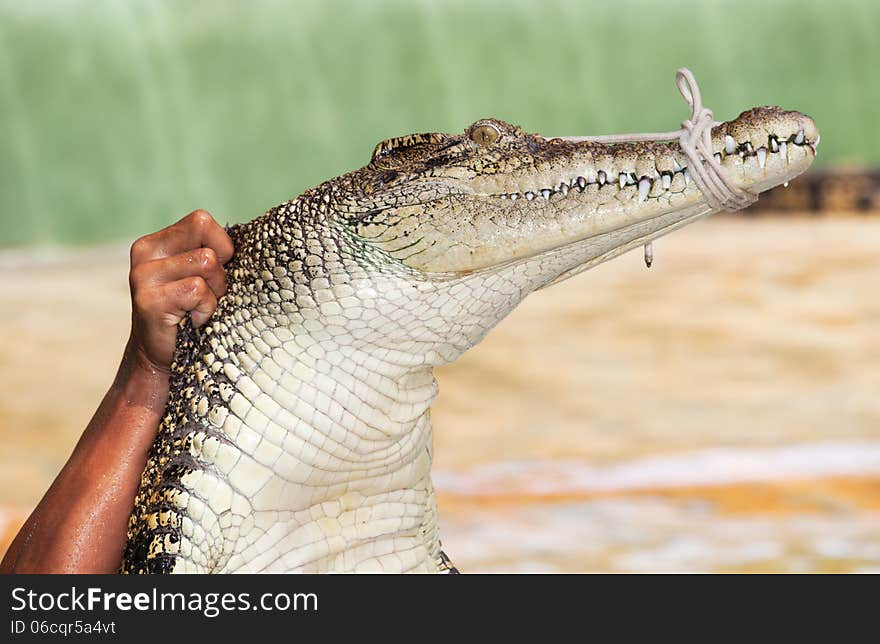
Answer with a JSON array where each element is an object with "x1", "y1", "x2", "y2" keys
[
  {"x1": 713, "y1": 152, "x2": 721, "y2": 163},
  {"x1": 500, "y1": 193, "x2": 507, "y2": 199},
  {"x1": 525, "y1": 191, "x2": 535, "y2": 201},
  {"x1": 597, "y1": 171, "x2": 606, "y2": 186},
  {"x1": 559, "y1": 182, "x2": 569, "y2": 195},
  {"x1": 724, "y1": 135, "x2": 736, "y2": 155},
  {"x1": 770, "y1": 137, "x2": 779, "y2": 153},
  {"x1": 744, "y1": 142, "x2": 754, "y2": 155},
  {"x1": 619, "y1": 173, "x2": 627, "y2": 189},
  {"x1": 509, "y1": 193, "x2": 518, "y2": 201},
  {"x1": 539, "y1": 189, "x2": 550, "y2": 199},
  {"x1": 780, "y1": 141, "x2": 787, "y2": 159},
  {"x1": 661, "y1": 173, "x2": 671, "y2": 191},
  {"x1": 783, "y1": 181, "x2": 789, "y2": 188},
  {"x1": 637, "y1": 178, "x2": 651, "y2": 204},
  {"x1": 644, "y1": 241, "x2": 653, "y2": 268},
  {"x1": 577, "y1": 176, "x2": 587, "y2": 190},
  {"x1": 794, "y1": 130, "x2": 805, "y2": 145},
  {"x1": 683, "y1": 167, "x2": 691, "y2": 186},
  {"x1": 757, "y1": 147, "x2": 767, "y2": 169}
]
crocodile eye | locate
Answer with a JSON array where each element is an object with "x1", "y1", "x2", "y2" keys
[{"x1": 469, "y1": 123, "x2": 501, "y2": 147}]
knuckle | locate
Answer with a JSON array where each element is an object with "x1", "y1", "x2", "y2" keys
[
  {"x1": 188, "y1": 209, "x2": 214, "y2": 229},
  {"x1": 132, "y1": 288, "x2": 153, "y2": 313},
  {"x1": 128, "y1": 263, "x2": 147, "y2": 288},
  {"x1": 186, "y1": 275, "x2": 209, "y2": 296},
  {"x1": 198, "y1": 247, "x2": 217, "y2": 269},
  {"x1": 129, "y1": 237, "x2": 150, "y2": 262}
]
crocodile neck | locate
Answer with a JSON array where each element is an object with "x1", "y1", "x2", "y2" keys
[
  {"x1": 123, "y1": 192, "x2": 478, "y2": 573},
  {"x1": 195, "y1": 307, "x2": 443, "y2": 572}
]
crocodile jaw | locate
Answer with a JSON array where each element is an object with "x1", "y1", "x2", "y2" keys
[{"x1": 352, "y1": 107, "x2": 818, "y2": 284}]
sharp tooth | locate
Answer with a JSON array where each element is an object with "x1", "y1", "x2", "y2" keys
[
  {"x1": 597, "y1": 171, "x2": 606, "y2": 186},
  {"x1": 661, "y1": 173, "x2": 671, "y2": 190},
  {"x1": 744, "y1": 142, "x2": 753, "y2": 155},
  {"x1": 794, "y1": 130, "x2": 804, "y2": 145},
  {"x1": 559, "y1": 182, "x2": 569, "y2": 195},
  {"x1": 509, "y1": 193, "x2": 518, "y2": 201},
  {"x1": 757, "y1": 147, "x2": 767, "y2": 169},
  {"x1": 713, "y1": 152, "x2": 722, "y2": 163},
  {"x1": 683, "y1": 167, "x2": 690, "y2": 186},
  {"x1": 724, "y1": 135, "x2": 736, "y2": 155},
  {"x1": 637, "y1": 178, "x2": 651, "y2": 204},
  {"x1": 644, "y1": 241, "x2": 653, "y2": 268},
  {"x1": 500, "y1": 193, "x2": 507, "y2": 199},
  {"x1": 540, "y1": 189, "x2": 551, "y2": 199},
  {"x1": 619, "y1": 173, "x2": 627, "y2": 189},
  {"x1": 525, "y1": 191, "x2": 535, "y2": 201},
  {"x1": 577, "y1": 176, "x2": 587, "y2": 190},
  {"x1": 770, "y1": 137, "x2": 779, "y2": 153},
  {"x1": 815, "y1": 134, "x2": 820, "y2": 147},
  {"x1": 783, "y1": 181, "x2": 789, "y2": 188},
  {"x1": 780, "y1": 141, "x2": 787, "y2": 160}
]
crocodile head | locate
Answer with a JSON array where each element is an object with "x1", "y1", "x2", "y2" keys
[{"x1": 335, "y1": 107, "x2": 818, "y2": 284}]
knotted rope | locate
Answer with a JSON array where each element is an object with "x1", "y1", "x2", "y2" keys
[{"x1": 561, "y1": 68, "x2": 757, "y2": 212}]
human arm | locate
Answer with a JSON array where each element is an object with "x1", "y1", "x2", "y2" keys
[{"x1": 0, "y1": 210, "x2": 233, "y2": 573}]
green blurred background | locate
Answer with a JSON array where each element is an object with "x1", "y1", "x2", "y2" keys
[
  {"x1": 1, "y1": 0, "x2": 878, "y2": 248},
  {"x1": 2, "y1": 0, "x2": 880, "y2": 573}
]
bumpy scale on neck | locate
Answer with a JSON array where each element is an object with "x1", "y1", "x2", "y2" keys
[{"x1": 120, "y1": 186, "x2": 497, "y2": 573}]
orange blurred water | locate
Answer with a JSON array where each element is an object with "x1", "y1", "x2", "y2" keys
[{"x1": 1, "y1": 217, "x2": 879, "y2": 571}]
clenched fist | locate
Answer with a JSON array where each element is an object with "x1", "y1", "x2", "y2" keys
[
  {"x1": 0, "y1": 209, "x2": 236, "y2": 573},
  {"x1": 128, "y1": 210, "x2": 234, "y2": 373}
]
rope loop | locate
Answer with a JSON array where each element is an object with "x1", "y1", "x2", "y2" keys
[{"x1": 558, "y1": 67, "x2": 757, "y2": 212}]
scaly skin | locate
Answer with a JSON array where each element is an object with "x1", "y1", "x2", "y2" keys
[{"x1": 121, "y1": 106, "x2": 818, "y2": 573}]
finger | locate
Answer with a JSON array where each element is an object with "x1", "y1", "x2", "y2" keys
[
  {"x1": 132, "y1": 247, "x2": 228, "y2": 298},
  {"x1": 163, "y1": 276, "x2": 219, "y2": 328},
  {"x1": 130, "y1": 210, "x2": 234, "y2": 266}
]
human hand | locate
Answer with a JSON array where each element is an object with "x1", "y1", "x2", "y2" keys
[
  {"x1": 127, "y1": 210, "x2": 234, "y2": 373},
  {"x1": 0, "y1": 210, "x2": 234, "y2": 573}
]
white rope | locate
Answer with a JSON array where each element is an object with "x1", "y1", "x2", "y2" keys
[{"x1": 560, "y1": 68, "x2": 757, "y2": 212}]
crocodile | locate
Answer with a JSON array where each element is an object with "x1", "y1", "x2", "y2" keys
[{"x1": 121, "y1": 76, "x2": 818, "y2": 573}]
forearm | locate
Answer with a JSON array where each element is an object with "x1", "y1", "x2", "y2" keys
[
  {"x1": 1, "y1": 211, "x2": 231, "y2": 574},
  {"x1": 0, "y1": 341, "x2": 169, "y2": 574}
]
